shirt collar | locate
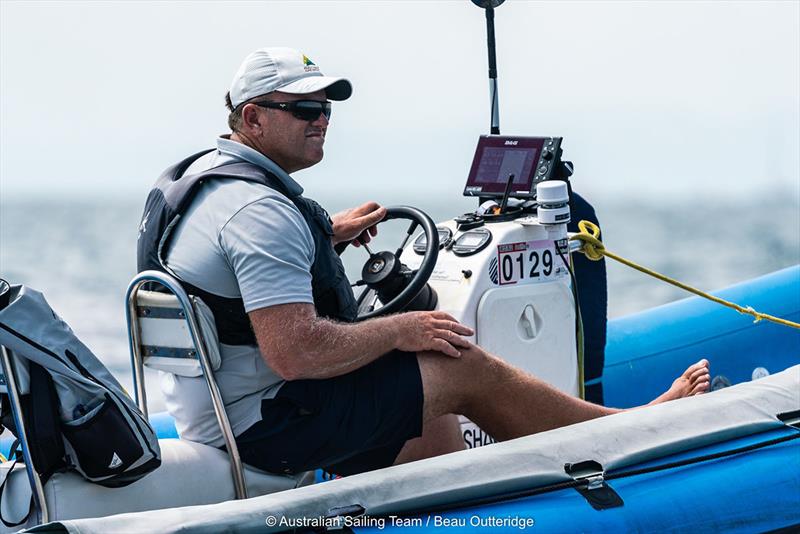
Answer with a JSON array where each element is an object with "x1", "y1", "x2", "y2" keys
[{"x1": 216, "y1": 135, "x2": 304, "y2": 197}]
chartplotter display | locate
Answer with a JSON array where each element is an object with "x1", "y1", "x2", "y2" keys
[{"x1": 463, "y1": 135, "x2": 563, "y2": 199}]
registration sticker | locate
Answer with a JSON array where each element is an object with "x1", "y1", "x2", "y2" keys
[
  {"x1": 496, "y1": 238, "x2": 569, "y2": 285},
  {"x1": 459, "y1": 417, "x2": 496, "y2": 449}
]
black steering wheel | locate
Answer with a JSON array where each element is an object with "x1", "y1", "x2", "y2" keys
[{"x1": 352, "y1": 206, "x2": 439, "y2": 320}]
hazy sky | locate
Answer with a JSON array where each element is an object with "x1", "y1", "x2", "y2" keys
[{"x1": 1, "y1": 0, "x2": 798, "y2": 203}]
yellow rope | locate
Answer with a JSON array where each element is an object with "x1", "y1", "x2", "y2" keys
[{"x1": 570, "y1": 220, "x2": 800, "y2": 330}]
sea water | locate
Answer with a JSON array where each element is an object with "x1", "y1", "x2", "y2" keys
[{"x1": 1, "y1": 192, "x2": 798, "y2": 410}]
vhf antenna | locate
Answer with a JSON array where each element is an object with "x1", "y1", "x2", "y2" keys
[{"x1": 471, "y1": 0, "x2": 505, "y2": 135}]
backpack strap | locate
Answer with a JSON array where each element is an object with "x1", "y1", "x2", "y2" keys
[
  {"x1": 26, "y1": 361, "x2": 65, "y2": 481},
  {"x1": 0, "y1": 362, "x2": 62, "y2": 529},
  {"x1": 0, "y1": 447, "x2": 34, "y2": 528}
]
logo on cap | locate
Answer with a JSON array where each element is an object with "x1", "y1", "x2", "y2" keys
[{"x1": 302, "y1": 54, "x2": 319, "y2": 73}]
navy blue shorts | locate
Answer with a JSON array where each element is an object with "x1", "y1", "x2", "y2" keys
[{"x1": 236, "y1": 350, "x2": 424, "y2": 476}]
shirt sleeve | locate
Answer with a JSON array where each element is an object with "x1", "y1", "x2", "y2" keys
[{"x1": 218, "y1": 194, "x2": 315, "y2": 312}]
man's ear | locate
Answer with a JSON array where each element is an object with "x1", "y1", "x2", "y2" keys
[{"x1": 241, "y1": 104, "x2": 264, "y2": 132}]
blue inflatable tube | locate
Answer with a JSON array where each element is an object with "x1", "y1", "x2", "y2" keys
[
  {"x1": 603, "y1": 265, "x2": 800, "y2": 407},
  {"x1": 352, "y1": 426, "x2": 800, "y2": 533}
]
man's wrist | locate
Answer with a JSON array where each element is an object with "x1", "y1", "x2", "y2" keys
[{"x1": 379, "y1": 315, "x2": 403, "y2": 351}]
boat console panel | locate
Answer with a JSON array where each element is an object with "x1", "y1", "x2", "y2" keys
[{"x1": 463, "y1": 135, "x2": 563, "y2": 199}]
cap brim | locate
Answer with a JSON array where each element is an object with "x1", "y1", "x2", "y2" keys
[{"x1": 277, "y1": 76, "x2": 353, "y2": 101}]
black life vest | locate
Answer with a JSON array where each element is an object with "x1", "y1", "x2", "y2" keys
[{"x1": 136, "y1": 149, "x2": 358, "y2": 346}]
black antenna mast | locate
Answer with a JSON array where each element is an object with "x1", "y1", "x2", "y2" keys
[{"x1": 471, "y1": 0, "x2": 505, "y2": 135}]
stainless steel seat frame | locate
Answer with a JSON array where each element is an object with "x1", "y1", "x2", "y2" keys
[
  {"x1": 125, "y1": 270, "x2": 248, "y2": 500},
  {"x1": 0, "y1": 346, "x2": 49, "y2": 524}
]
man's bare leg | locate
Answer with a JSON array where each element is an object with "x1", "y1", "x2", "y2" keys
[
  {"x1": 415, "y1": 344, "x2": 710, "y2": 443},
  {"x1": 393, "y1": 414, "x2": 465, "y2": 465}
]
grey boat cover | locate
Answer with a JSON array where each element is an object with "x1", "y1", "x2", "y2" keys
[{"x1": 30, "y1": 365, "x2": 799, "y2": 534}]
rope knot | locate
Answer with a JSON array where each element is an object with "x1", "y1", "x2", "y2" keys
[{"x1": 570, "y1": 220, "x2": 606, "y2": 261}]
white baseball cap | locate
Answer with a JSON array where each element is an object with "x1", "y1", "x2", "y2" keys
[{"x1": 229, "y1": 47, "x2": 352, "y2": 108}]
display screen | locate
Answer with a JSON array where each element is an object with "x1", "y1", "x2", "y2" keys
[
  {"x1": 473, "y1": 147, "x2": 536, "y2": 186},
  {"x1": 458, "y1": 234, "x2": 486, "y2": 247},
  {"x1": 452, "y1": 228, "x2": 492, "y2": 256},
  {"x1": 463, "y1": 136, "x2": 551, "y2": 198}
]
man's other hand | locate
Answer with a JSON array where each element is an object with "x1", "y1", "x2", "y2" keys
[
  {"x1": 331, "y1": 201, "x2": 386, "y2": 246},
  {"x1": 393, "y1": 311, "x2": 475, "y2": 358}
]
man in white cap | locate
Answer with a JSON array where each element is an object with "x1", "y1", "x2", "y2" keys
[{"x1": 137, "y1": 47, "x2": 710, "y2": 477}]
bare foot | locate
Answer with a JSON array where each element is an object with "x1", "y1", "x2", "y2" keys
[{"x1": 648, "y1": 359, "x2": 711, "y2": 405}]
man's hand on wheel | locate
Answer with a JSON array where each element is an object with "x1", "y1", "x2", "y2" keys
[
  {"x1": 331, "y1": 201, "x2": 387, "y2": 246},
  {"x1": 393, "y1": 311, "x2": 475, "y2": 358}
]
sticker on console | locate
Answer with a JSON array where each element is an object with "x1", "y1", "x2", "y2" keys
[
  {"x1": 461, "y1": 421, "x2": 496, "y2": 449},
  {"x1": 429, "y1": 267, "x2": 462, "y2": 282},
  {"x1": 496, "y1": 238, "x2": 569, "y2": 285}
]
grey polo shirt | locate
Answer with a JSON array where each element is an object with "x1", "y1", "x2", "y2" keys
[{"x1": 162, "y1": 136, "x2": 315, "y2": 447}]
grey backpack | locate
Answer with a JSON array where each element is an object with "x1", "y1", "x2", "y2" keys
[{"x1": 0, "y1": 282, "x2": 161, "y2": 487}]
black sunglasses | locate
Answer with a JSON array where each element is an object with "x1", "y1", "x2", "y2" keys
[{"x1": 253, "y1": 100, "x2": 332, "y2": 122}]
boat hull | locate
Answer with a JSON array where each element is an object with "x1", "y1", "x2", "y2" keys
[{"x1": 354, "y1": 427, "x2": 800, "y2": 533}]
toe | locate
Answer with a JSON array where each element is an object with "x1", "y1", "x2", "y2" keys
[
  {"x1": 689, "y1": 367, "x2": 709, "y2": 382},
  {"x1": 684, "y1": 359, "x2": 710, "y2": 378},
  {"x1": 691, "y1": 379, "x2": 710, "y2": 395}
]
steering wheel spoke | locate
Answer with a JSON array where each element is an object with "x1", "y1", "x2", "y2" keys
[
  {"x1": 356, "y1": 287, "x2": 381, "y2": 315},
  {"x1": 394, "y1": 220, "x2": 419, "y2": 258},
  {"x1": 358, "y1": 239, "x2": 376, "y2": 258}
]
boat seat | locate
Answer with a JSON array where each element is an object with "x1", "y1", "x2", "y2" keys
[
  {"x1": 124, "y1": 271, "x2": 313, "y2": 502},
  {"x1": 0, "y1": 438, "x2": 309, "y2": 530},
  {"x1": 0, "y1": 271, "x2": 312, "y2": 530}
]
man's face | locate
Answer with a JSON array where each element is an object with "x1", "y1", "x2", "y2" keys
[{"x1": 247, "y1": 90, "x2": 329, "y2": 173}]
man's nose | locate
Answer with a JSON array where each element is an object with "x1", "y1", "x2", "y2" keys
[{"x1": 311, "y1": 111, "x2": 329, "y2": 127}]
